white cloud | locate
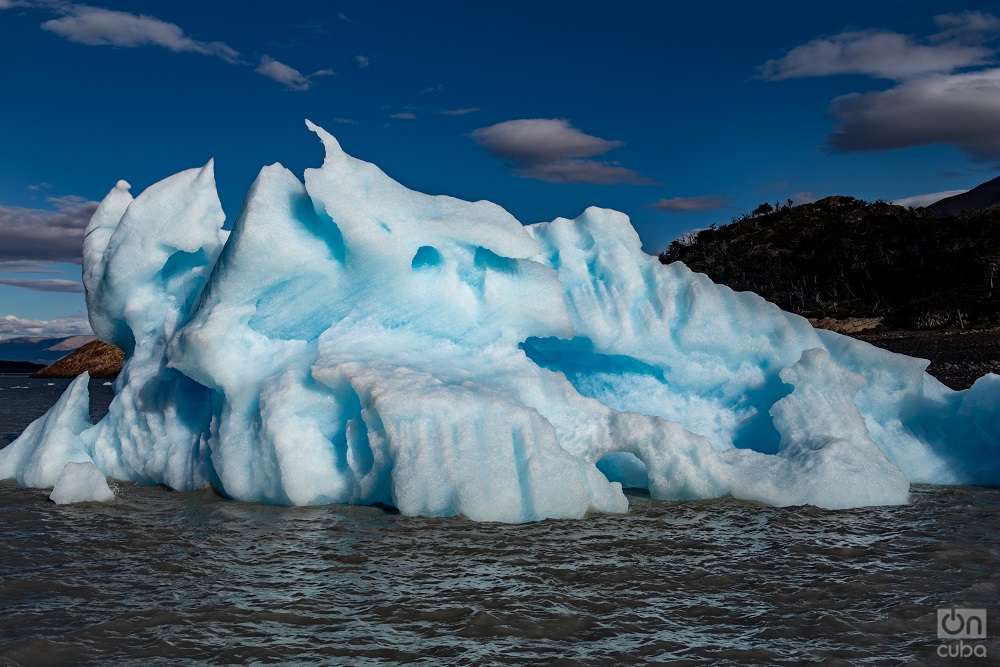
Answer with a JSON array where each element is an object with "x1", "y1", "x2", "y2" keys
[
  {"x1": 650, "y1": 196, "x2": 727, "y2": 212},
  {"x1": 893, "y1": 189, "x2": 969, "y2": 208},
  {"x1": 0, "y1": 260, "x2": 60, "y2": 273},
  {"x1": 41, "y1": 6, "x2": 241, "y2": 63},
  {"x1": 759, "y1": 30, "x2": 990, "y2": 81},
  {"x1": 14, "y1": 3, "x2": 347, "y2": 95},
  {"x1": 762, "y1": 15, "x2": 1000, "y2": 160},
  {"x1": 439, "y1": 107, "x2": 480, "y2": 116},
  {"x1": 788, "y1": 191, "x2": 819, "y2": 205},
  {"x1": 933, "y1": 11, "x2": 1000, "y2": 41},
  {"x1": 354, "y1": 54, "x2": 369, "y2": 68},
  {"x1": 255, "y1": 55, "x2": 333, "y2": 91},
  {"x1": 0, "y1": 194, "x2": 98, "y2": 263},
  {"x1": 0, "y1": 278, "x2": 84, "y2": 293},
  {"x1": 473, "y1": 118, "x2": 621, "y2": 163},
  {"x1": 472, "y1": 118, "x2": 650, "y2": 185},
  {"x1": 520, "y1": 160, "x2": 651, "y2": 185},
  {"x1": 828, "y1": 68, "x2": 1000, "y2": 159},
  {"x1": 0, "y1": 314, "x2": 92, "y2": 340},
  {"x1": 256, "y1": 55, "x2": 309, "y2": 90},
  {"x1": 389, "y1": 112, "x2": 416, "y2": 120}
]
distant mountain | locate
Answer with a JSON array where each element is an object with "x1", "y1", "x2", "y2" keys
[
  {"x1": 926, "y1": 175, "x2": 1000, "y2": 217},
  {"x1": 660, "y1": 196, "x2": 1000, "y2": 330},
  {"x1": 34, "y1": 340, "x2": 123, "y2": 379},
  {"x1": 0, "y1": 360, "x2": 45, "y2": 374},
  {"x1": 0, "y1": 335, "x2": 96, "y2": 364}
]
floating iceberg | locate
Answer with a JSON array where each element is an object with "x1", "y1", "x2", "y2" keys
[
  {"x1": 2, "y1": 121, "x2": 997, "y2": 521},
  {"x1": 49, "y1": 461, "x2": 115, "y2": 505}
]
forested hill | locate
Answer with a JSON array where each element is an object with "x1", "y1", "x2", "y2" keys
[{"x1": 659, "y1": 196, "x2": 1000, "y2": 330}]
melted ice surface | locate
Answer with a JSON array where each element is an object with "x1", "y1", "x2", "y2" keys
[{"x1": 2, "y1": 122, "x2": 997, "y2": 520}]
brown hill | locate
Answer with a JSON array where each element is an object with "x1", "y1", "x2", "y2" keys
[{"x1": 33, "y1": 340, "x2": 124, "y2": 379}]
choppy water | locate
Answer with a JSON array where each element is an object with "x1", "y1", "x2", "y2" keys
[{"x1": 1, "y1": 375, "x2": 998, "y2": 666}]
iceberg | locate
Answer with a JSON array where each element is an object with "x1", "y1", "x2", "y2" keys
[
  {"x1": 1, "y1": 121, "x2": 997, "y2": 521},
  {"x1": 49, "y1": 461, "x2": 115, "y2": 504}
]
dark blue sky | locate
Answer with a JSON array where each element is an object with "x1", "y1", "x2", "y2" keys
[{"x1": 1, "y1": 0, "x2": 998, "y2": 333}]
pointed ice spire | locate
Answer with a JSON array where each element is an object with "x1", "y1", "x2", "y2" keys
[
  {"x1": 305, "y1": 119, "x2": 345, "y2": 164},
  {"x1": 83, "y1": 179, "x2": 134, "y2": 341}
]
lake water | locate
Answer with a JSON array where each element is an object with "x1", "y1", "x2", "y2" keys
[{"x1": 1, "y1": 375, "x2": 997, "y2": 665}]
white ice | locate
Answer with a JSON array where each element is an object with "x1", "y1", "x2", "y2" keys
[
  {"x1": 49, "y1": 461, "x2": 115, "y2": 504},
  {"x1": 1, "y1": 121, "x2": 996, "y2": 521}
]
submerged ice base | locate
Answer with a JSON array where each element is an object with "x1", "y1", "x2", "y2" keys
[{"x1": 2, "y1": 121, "x2": 998, "y2": 521}]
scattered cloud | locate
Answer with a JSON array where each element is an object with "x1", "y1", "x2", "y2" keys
[
  {"x1": 0, "y1": 260, "x2": 60, "y2": 273},
  {"x1": 420, "y1": 84, "x2": 445, "y2": 95},
  {"x1": 41, "y1": 5, "x2": 241, "y2": 63},
  {"x1": 439, "y1": 107, "x2": 480, "y2": 116},
  {"x1": 0, "y1": 314, "x2": 92, "y2": 340},
  {"x1": 521, "y1": 160, "x2": 652, "y2": 185},
  {"x1": 650, "y1": 195, "x2": 728, "y2": 212},
  {"x1": 0, "y1": 278, "x2": 84, "y2": 293},
  {"x1": 255, "y1": 55, "x2": 333, "y2": 91},
  {"x1": 472, "y1": 118, "x2": 650, "y2": 185},
  {"x1": 893, "y1": 189, "x2": 969, "y2": 208},
  {"x1": 256, "y1": 55, "x2": 309, "y2": 90},
  {"x1": 354, "y1": 54, "x2": 369, "y2": 68},
  {"x1": 933, "y1": 11, "x2": 1000, "y2": 41},
  {"x1": 337, "y1": 11, "x2": 353, "y2": 23},
  {"x1": 389, "y1": 112, "x2": 416, "y2": 120},
  {"x1": 0, "y1": 194, "x2": 97, "y2": 263},
  {"x1": 828, "y1": 68, "x2": 1000, "y2": 159},
  {"x1": 26, "y1": 182, "x2": 53, "y2": 193},
  {"x1": 13, "y1": 3, "x2": 340, "y2": 91},
  {"x1": 759, "y1": 30, "x2": 990, "y2": 81},
  {"x1": 332, "y1": 117, "x2": 356, "y2": 125},
  {"x1": 473, "y1": 119, "x2": 622, "y2": 163},
  {"x1": 788, "y1": 191, "x2": 819, "y2": 205},
  {"x1": 763, "y1": 15, "x2": 1000, "y2": 160}
]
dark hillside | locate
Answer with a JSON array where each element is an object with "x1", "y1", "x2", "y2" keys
[
  {"x1": 0, "y1": 360, "x2": 44, "y2": 374},
  {"x1": 926, "y1": 176, "x2": 1000, "y2": 217},
  {"x1": 660, "y1": 197, "x2": 1000, "y2": 330}
]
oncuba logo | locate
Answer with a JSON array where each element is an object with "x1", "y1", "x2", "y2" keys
[{"x1": 937, "y1": 608, "x2": 988, "y2": 659}]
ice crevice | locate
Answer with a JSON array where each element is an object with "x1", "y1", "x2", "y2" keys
[{"x1": 1, "y1": 120, "x2": 997, "y2": 520}]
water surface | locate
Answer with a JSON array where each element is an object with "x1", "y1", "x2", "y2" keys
[{"x1": 1, "y1": 375, "x2": 997, "y2": 665}]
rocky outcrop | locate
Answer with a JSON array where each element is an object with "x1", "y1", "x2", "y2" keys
[{"x1": 33, "y1": 340, "x2": 123, "y2": 379}]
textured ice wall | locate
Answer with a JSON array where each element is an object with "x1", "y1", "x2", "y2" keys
[{"x1": 2, "y1": 121, "x2": 997, "y2": 520}]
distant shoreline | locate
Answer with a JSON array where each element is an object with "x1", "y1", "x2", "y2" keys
[{"x1": 0, "y1": 361, "x2": 45, "y2": 375}]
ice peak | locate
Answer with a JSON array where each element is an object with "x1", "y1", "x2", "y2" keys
[
  {"x1": 196, "y1": 158, "x2": 216, "y2": 187},
  {"x1": 305, "y1": 118, "x2": 344, "y2": 162}
]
